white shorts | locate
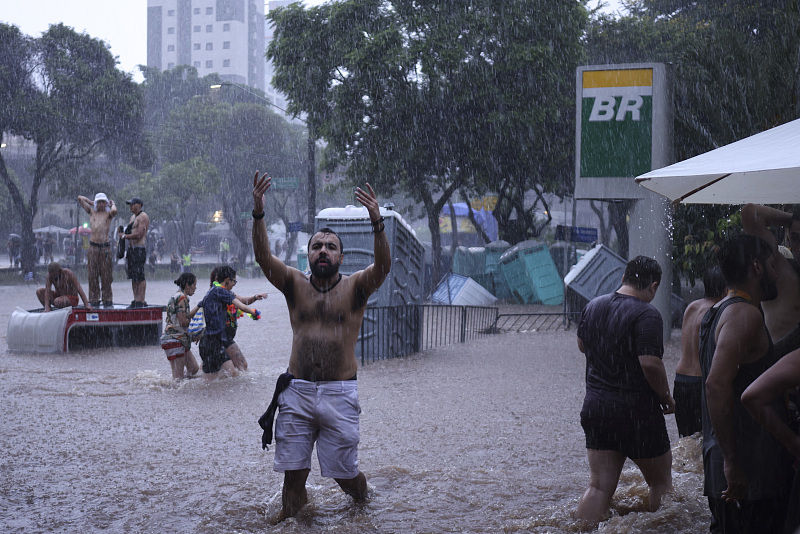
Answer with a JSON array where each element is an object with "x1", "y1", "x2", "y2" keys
[{"x1": 273, "y1": 379, "x2": 361, "y2": 479}]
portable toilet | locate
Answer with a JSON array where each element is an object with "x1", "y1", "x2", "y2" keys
[
  {"x1": 563, "y1": 243, "x2": 626, "y2": 315},
  {"x1": 484, "y1": 240, "x2": 511, "y2": 300},
  {"x1": 315, "y1": 206, "x2": 425, "y2": 362},
  {"x1": 499, "y1": 240, "x2": 564, "y2": 305}
]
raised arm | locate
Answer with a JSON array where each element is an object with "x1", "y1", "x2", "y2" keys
[
  {"x1": 77, "y1": 195, "x2": 94, "y2": 214},
  {"x1": 108, "y1": 199, "x2": 118, "y2": 218},
  {"x1": 251, "y1": 171, "x2": 292, "y2": 292},
  {"x1": 352, "y1": 183, "x2": 391, "y2": 295},
  {"x1": 742, "y1": 348, "x2": 800, "y2": 459},
  {"x1": 741, "y1": 203, "x2": 791, "y2": 250}
]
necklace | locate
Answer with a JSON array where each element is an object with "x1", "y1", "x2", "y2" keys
[
  {"x1": 310, "y1": 273, "x2": 342, "y2": 293},
  {"x1": 727, "y1": 289, "x2": 753, "y2": 302}
]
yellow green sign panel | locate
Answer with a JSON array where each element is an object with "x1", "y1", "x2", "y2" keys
[{"x1": 580, "y1": 68, "x2": 652, "y2": 178}]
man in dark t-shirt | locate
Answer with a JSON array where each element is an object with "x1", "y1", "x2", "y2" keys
[{"x1": 575, "y1": 255, "x2": 675, "y2": 526}]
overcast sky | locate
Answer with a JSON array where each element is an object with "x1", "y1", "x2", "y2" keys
[{"x1": 1, "y1": 1, "x2": 624, "y2": 84}]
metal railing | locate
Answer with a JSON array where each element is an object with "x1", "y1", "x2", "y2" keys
[
  {"x1": 357, "y1": 305, "x2": 578, "y2": 364},
  {"x1": 358, "y1": 304, "x2": 499, "y2": 364},
  {"x1": 492, "y1": 312, "x2": 579, "y2": 333}
]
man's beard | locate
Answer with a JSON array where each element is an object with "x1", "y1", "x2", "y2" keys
[
  {"x1": 310, "y1": 257, "x2": 340, "y2": 279},
  {"x1": 760, "y1": 272, "x2": 779, "y2": 301}
]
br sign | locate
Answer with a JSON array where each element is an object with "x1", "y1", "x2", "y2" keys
[{"x1": 574, "y1": 63, "x2": 672, "y2": 200}]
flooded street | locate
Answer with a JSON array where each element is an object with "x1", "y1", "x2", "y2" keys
[{"x1": 1, "y1": 278, "x2": 709, "y2": 533}]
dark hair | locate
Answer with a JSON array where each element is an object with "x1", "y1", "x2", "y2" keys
[
  {"x1": 209, "y1": 266, "x2": 219, "y2": 287},
  {"x1": 307, "y1": 227, "x2": 343, "y2": 254},
  {"x1": 48, "y1": 262, "x2": 62, "y2": 277},
  {"x1": 214, "y1": 265, "x2": 236, "y2": 283},
  {"x1": 174, "y1": 272, "x2": 196, "y2": 290},
  {"x1": 717, "y1": 234, "x2": 773, "y2": 286},
  {"x1": 703, "y1": 264, "x2": 726, "y2": 299},
  {"x1": 622, "y1": 255, "x2": 662, "y2": 290}
]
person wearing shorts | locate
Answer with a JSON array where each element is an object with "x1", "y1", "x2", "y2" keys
[
  {"x1": 160, "y1": 272, "x2": 200, "y2": 379},
  {"x1": 122, "y1": 197, "x2": 150, "y2": 308},
  {"x1": 251, "y1": 174, "x2": 391, "y2": 521},
  {"x1": 197, "y1": 265, "x2": 259, "y2": 381},
  {"x1": 575, "y1": 256, "x2": 675, "y2": 526},
  {"x1": 36, "y1": 262, "x2": 91, "y2": 312},
  {"x1": 674, "y1": 265, "x2": 726, "y2": 437},
  {"x1": 273, "y1": 379, "x2": 361, "y2": 478}
]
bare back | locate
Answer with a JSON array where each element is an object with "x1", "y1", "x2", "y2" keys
[
  {"x1": 676, "y1": 297, "x2": 720, "y2": 376},
  {"x1": 284, "y1": 271, "x2": 369, "y2": 381},
  {"x1": 50, "y1": 269, "x2": 81, "y2": 297}
]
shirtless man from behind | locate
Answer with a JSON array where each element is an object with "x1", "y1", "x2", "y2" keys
[
  {"x1": 122, "y1": 197, "x2": 150, "y2": 307},
  {"x1": 78, "y1": 192, "x2": 118, "y2": 306},
  {"x1": 36, "y1": 262, "x2": 91, "y2": 312},
  {"x1": 742, "y1": 204, "x2": 800, "y2": 355},
  {"x1": 673, "y1": 265, "x2": 726, "y2": 437},
  {"x1": 251, "y1": 171, "x2": 391, "y2": 521}
]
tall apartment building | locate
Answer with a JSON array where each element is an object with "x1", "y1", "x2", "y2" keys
[
  {"x1": 264, "y1": 0, "x2": 291, "y2": 115},
  {"x1": 147, "y1": 0, "x2": 265, "y2": 91}
]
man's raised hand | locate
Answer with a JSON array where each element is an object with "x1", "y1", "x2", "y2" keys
[
  {"x1": 253, "y1": 171, "x2": 272, "y2": 215},
  {"x1": 355, "y1": 183, "x2": 380, "y2": 222}
]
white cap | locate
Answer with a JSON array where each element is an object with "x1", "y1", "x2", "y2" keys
[{"x1": 94, "y1": 192, "x2": 109, "y2": 203}]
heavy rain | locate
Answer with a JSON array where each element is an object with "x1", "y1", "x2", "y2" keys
[{"x1": 2, "y1": 1, "x2": 800, "y2": 533}]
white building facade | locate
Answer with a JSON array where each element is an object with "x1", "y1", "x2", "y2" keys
[{"x1": 147, "y1": 0, "x2": 265, "y2": 91}]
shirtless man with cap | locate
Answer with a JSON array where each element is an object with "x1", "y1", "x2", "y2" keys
[
  {"x1": 78, "y1": 192, "x2": 117, "y2": 306},
  {"x1": 251, "y1": 171, "x2": 391, "y2": 521},
  {"x1": 122, "y1": 197, "x2": 150, "y2": 308}
]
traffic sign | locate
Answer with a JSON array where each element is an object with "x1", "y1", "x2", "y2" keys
[
  {"x1": 555, "y1": 225, "x2": 598, "y2": 243},
  {"x1": 287, "y1": 221, "x2": 304, "y2": 232},
  {"x1": 273, "y1": 177, "x2": 300, "y2": 190}
]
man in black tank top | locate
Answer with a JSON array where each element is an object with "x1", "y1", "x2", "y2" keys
[{"x1": 699, "y1": 234, "x2": 792, "y2": 533}]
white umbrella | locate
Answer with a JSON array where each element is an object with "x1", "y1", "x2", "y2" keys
[
  {"x1": 635, "y1": 118, "x2": 800, "y2": 204},
  {"x1": 33, "y1": 225, "x2": 70, "y2": 235}
]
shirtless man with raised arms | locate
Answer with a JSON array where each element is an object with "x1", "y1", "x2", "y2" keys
[
  {"x1": 78, "y1": 192, "x2": 117, "y2": 306},
  {"x1": 251, "y1": 171, "x2": 391, "y2": 521}
]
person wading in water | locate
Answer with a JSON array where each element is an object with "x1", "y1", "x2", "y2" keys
[{"x1": 251, "y1": 171, "x2": 391, "y2": 522}]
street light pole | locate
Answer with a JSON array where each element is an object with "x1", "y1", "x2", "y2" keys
[{"x1": 210, "y1": 82, "x2": 316, "y2": 232}]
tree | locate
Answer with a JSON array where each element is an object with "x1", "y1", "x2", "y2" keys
[
  {"x1": 268, "y1": 1, "x2": 588, "y2": 283},
  {"x1": 121, "y1": 158, "x2": 220, "y2": 255},
  {"x1": 586, "y1": 1, "x2": 800, "y2": 281},
  {"x1": 156, "y1": 94, "x2": 308, "y2": 266},
  {"x1": 0, "y1": 23, "x2": 146, "y2": 274}
]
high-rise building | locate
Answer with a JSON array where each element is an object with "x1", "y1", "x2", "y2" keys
[
  {"x1": 147, "y1": 0, "x2": 265, "y2": 91},
  {"x1": 264, "y1": 0, "x2": 291, "y2": 115}
]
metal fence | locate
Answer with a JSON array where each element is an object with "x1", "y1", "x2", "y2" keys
[
  {"x1": 357, "y1": 305, "x2": 577, "y2": 364},
  {"x1": 357, "y1": 304, "x2": 499, "y2": 364},
  {"x1": 492, "y1": 312, "x2": 579, "y2": 333}
]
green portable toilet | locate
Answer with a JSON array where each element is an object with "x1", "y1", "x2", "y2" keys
[{"x1": 499, "y1": 240, "x2": 564, "y2": 305}]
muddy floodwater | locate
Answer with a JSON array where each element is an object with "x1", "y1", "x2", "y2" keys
[{"x1": 1, "y1": 278, "x2": 710, "y2": 532}]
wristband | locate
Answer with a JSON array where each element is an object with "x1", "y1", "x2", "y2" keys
[
  {"x1": 252, "y1": 210, "x2": 265, "y2": 220},
  {"x1": 372, "y1": 222, "x2": 385, "y2": 234},
  {"x1": 370, "y1": 216, "x2": 385, "y2": 226}
]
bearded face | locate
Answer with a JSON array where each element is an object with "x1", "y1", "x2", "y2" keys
[
  {"x1": 308, "y1": 231, "x2": 342, "y2": 279},
  {"x1": 310, "y1": 254, "x2": 341, "y2": 278}
]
